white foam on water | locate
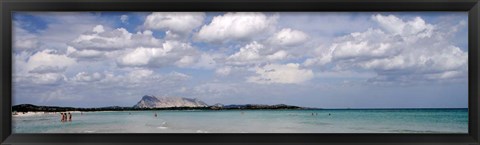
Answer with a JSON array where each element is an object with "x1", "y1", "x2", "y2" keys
[{"x1": 196, "y1": 130, "x2": 208, "y2": 133}]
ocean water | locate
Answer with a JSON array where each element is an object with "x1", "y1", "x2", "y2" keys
[{"x1": 12, "y1": 109, "x2": 468, "y2": 133}]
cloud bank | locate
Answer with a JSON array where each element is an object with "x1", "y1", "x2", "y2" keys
[{"x1": 12, "y1": 12, "x2": 468, "y2": 108}]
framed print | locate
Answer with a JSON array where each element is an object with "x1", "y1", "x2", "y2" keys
[{"x1": 1, "y1": 0, "x2": 479, "y2": 144}]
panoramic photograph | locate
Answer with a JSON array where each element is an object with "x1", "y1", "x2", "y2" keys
[{"x1": 12, "y1": 12, "x2": 468, "y2": 133}]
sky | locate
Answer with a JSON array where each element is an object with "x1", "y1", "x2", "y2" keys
[{"x1": 12, "y1": 12, "x2": 468, "y2": 108}]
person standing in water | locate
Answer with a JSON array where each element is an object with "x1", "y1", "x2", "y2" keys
[
  {"x1": 154, "y1": 113, "x2": 157, "y2": 117},
  {"x1": 68, "y1": 112, "x2": 72, "y2": 121},
  {"x1": 61, "y1": 113, "x2": 67, "y2": 122},
  {"x1": 60, "y1": 113, "x2": 64, "y2": 122}
]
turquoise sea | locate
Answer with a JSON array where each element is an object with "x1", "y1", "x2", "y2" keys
[{"x1": 12, "y1": 109, "x2": 468, "y2": 133}]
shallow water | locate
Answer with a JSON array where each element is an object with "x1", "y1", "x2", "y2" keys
[{"x1": 12, "y1": 109, "x2": 468, "y2": 133}]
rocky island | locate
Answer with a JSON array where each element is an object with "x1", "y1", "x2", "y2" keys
[{"x1": 134, "y1": 95, "x2": 208, "y2": 108}]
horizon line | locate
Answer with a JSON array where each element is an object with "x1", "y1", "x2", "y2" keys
[{"x1": 11, "y1": 103, "x2": 468, "y2": 110}]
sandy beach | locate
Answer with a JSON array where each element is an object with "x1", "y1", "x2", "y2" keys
[{"x1": 12, "y1": 111, "x2": 82, "y2": 117}]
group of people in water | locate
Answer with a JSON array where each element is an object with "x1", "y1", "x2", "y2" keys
[{"x1": 60, "y1": 112, "x2": 72, "y2": 122}]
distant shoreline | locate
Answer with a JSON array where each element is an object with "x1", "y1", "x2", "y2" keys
[
  {"x1": 12, "y1": 104, "x2": 306, "y2": 113},
  {"x1": 12, "y1": 104, "x2": 467, "y2": 113}
]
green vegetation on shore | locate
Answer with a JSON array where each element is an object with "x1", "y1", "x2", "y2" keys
[{"x1": 12, "y1": 104, "x2": 305, "y2": 112}]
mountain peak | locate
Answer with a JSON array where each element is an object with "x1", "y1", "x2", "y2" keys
[{"x1": 141, "y1": 95, "x2": 158, "y2": 100}]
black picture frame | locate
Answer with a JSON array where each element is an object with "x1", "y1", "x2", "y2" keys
[{"x1": 1, "y1": 0, "x2": 479, "y2": 145}]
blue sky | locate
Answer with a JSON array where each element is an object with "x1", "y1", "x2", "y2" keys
[{"x1": 12, "y1": 12, "x2": 468, "y2": 108}]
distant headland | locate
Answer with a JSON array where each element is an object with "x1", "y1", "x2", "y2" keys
[{"x1": 12, "y1": 95, "x2": 306, "y2": 112}]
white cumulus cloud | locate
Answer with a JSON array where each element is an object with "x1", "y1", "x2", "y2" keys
[
  {"x1": 247, "y1": 63, "x2": 314, "y2": 84},
  {"x1": 73, "y1": 72, "x2": 104, "y2": 82},
  {"x1": 196, "y1": 12, "x2": 277, "y2": 43},
  {"x1": 372, "y1": 14, "x2": 434, "y2": 39},
  {"x1": 67, "y1": 46, "x2": 105, "y2": 59},
  {"x1": 24, "y1": 49, "x2": 76, "y2": 74},
  {"x1": 227, "y1": 41, "x2": 289, "y2": 65},
  {"x1": 117, "y1": 40, "x2": 210, "y2": 68},
  {"x1": 70, "y1": 25, "x2": 162, "y2": 51},
  {"x1": 304, "y1": 14, "x2": 467, "y2": 84},
  {"x1": 267, "y1": 28, "x2": 309, "y2": 46},
  {"x1": 227, "y1": 41, "x2": 265, "y2": 65},
  {"x1": 13, "y1": 50, "x2": 75, "y2": 85},
  {"x1": 144, "y1": 12, "x2": 205, "y2": 34}
]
